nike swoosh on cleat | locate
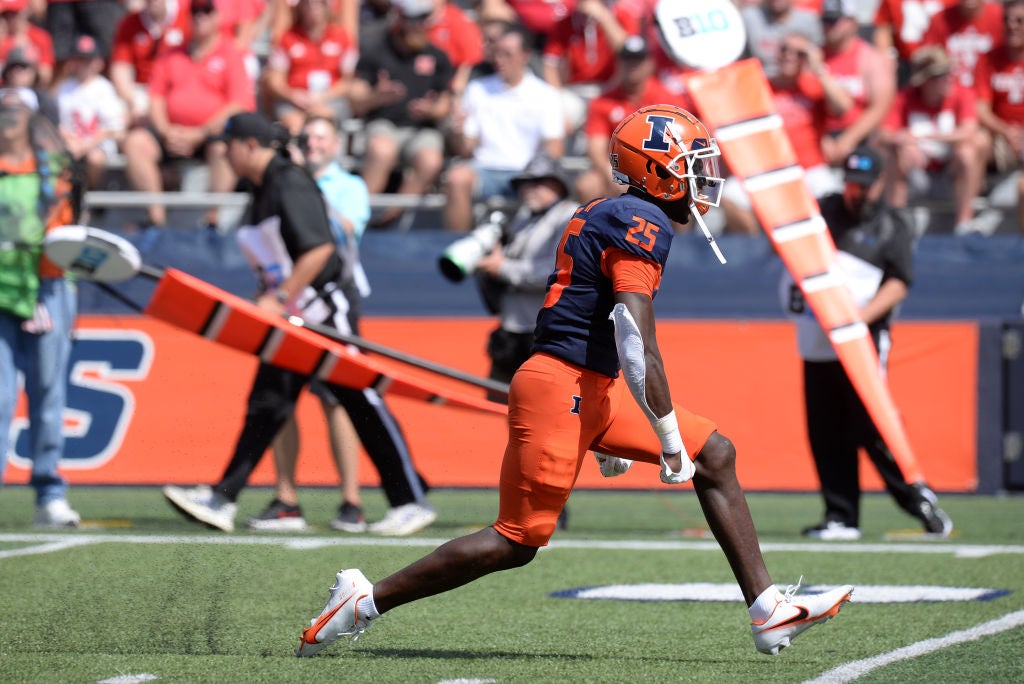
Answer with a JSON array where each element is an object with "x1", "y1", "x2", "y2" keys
[
  {"x1": 301, "y1": 593, "x2": 355, "y2": 646},
  {"x1": 769, "y1": 606, "x2": 810, "y2": 629}
]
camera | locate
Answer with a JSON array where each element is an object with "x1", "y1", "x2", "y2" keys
[{"x1": 438, "y1": 210, "x2": 506, "y2": 282}]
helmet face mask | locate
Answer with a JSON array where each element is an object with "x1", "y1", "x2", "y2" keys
[{"x1": 609, "y1": 105, "x2": 724, "y2": 215}]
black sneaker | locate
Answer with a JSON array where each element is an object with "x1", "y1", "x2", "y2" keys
[
  {"x1": 246, "y1": 499, "x2": 307, "y2": 531},
  {"x1": 330, "y1": 501, "x2": 367, "y2": 533},
  {"x1": 913, "y1": 484, "x2": 953, "y2": 537}
]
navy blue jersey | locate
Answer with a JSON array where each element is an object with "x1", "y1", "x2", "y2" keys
[{"x1": 532, "y1": 193, "x2": 675, "y2": 377}]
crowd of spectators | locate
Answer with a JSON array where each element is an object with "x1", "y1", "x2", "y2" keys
[{"x1": 3, "y1": 0, "x2": 1022, "y2": 235}]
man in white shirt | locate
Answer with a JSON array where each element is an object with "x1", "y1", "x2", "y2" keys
[{"x1": 443, "y1": 23, "x2": 564, "y2": 232}]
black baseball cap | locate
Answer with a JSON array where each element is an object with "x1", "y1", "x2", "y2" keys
[
  {"x1": 4, "y1": 46, "x2": 34, "y2": 67},
  {"x1": 214, "y1": 112, "x2": 276, "y2": 145},
  {"x1": 191, "y1": 0, "x2": 218, "y2": 13},
  {"x1": 821, "y1": 0, "x2": 855, "y2": 22},
  {"x1": 619, "y1": 35, "x2": 649, "y2": 60},
  {"x1": 844, "y1": 146, "x2": 882, "y2": 186},
  {"x1": 70, "y1": 34, "x2": 102, "y2": 60}
]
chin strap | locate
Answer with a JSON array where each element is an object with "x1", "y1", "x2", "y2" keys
[{"x1": 691, "y1": 203, "x2": 727, "y2": 265}]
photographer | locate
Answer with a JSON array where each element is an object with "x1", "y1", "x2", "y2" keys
[{"x1": 473, "y1": 153, "x2": 577, "y2": 401}]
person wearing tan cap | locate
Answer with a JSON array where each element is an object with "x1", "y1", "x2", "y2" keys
[{"x1": 878, "y1": 45, "x2": 985, "y2": 234}]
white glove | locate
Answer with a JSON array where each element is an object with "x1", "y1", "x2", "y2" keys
[
  {"x1": 594, "y1": 452, "x2": 633, "y2": 477},
  {"x1": 659, "y1": 452, "x2": 695, "y2": 484}
]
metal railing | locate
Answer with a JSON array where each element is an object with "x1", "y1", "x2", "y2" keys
[{"x1": 83, "y1": 190, "x2": 450, "y2": 211}]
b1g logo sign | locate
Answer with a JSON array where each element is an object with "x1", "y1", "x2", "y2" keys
[
  {"x1": 655, "y1": 0, "x2": 746, "y2": 72},
  {"x1": 9, "y1": 329, "x2": 153, "y2": 470}
]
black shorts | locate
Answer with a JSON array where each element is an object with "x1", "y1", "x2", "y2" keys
[
  {"x1": 46, "y1": 0, "x2": 125, "y2": 61},
  {"x1": 143, "y1": 124, "x2": 211, "y2": 162}
]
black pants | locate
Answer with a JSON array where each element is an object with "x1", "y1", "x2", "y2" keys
[
  {"x1": 214, "y1": 362, "x2": 428, "y2": 506},
  {"x1": 803, "y1": 360, "x2": 923, "y2": 526}
]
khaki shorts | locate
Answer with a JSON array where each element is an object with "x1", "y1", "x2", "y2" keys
[{"x1": 363, "y1": 119, "x2": 444, "y2": 164}]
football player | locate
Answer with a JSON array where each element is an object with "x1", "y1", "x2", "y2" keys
[{"x1": 295, "y1": 104, "x2": 854, "y2": 658}]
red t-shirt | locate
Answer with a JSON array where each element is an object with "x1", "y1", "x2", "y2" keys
[
  {"x1": 267, "y1": 23, "x2": 355, "y2": 91},
  {"x1": 975, "y1": 48, "x2": 1024, "y2": 125},
  {"x1": 544, "y1": 5, "x2": 641, "y2": 85},
  {"x1": 922, "y1": 2, "x2": 1004, "y2": 88},
  {"x1": 111, "y1": 6, "x2": 192, "y2": 85},
  {"x1": 584, "y1": 77, "x2": 687, "y2": 139},
  {"x1": 149, "y1": 37, "x2": 255, "y2": 127},
  {"x1": 824, "y1": 37, "x2": 874, "y2": 133},
  {"x1": 427, "y1": 3, "x2": 483, "y2": 69},
  {"x1": 217, "y1": 0, "x2": 266, "y2": 45},
  {"x1": 508, "y1": 0, "x2": 575, "y2": 35},
  {"x1": 772, "y1": 72, "x2": 828, "y2": 170},
  {"x1": 0, "y1": 25, "x2": 55, "y2": 71},
  {"x1": 793, "y1": 0, "x2": 823, "y2": 13},
  {"x1": 883, "y1": 80, "x2": 977, "y2": 165},
  {"x1": 874, "y1": 0, "x2": 957, "y2": 61}
]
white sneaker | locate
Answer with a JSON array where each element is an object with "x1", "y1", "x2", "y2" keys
[
  {"x1": 802, "y1": 521, "x2": 862, "y2": 541},
  {"x1": 296, "y1": 569, "x2": 375, "y2": 657},
  {"x1": 33, "y1": 499, "x2": 81, "y2": 528},
  {"x1": 751, "y1": 580, "x2": 854, "y2": 655},
  {"x1": 367, "y1": 502, "x2": 437, "y2": 536},
  {"x1": 594, "y1": 452, "x2": 633, "y2": 477},
  {"x1": 163, "y1": 484, "x2": 237, "y2": 532}
]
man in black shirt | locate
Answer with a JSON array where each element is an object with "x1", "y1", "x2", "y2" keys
[
  {"x1": 162, "y1": 112, "x2": 435, "y2": 535},
  {"x1": 348, "y1": 0, "x2": 454, "y2": 224},
  {"x1": 782, "y1": 146, "x2": 953, "y2": 540}
]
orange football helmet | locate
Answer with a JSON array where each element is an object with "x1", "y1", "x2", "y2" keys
[{"x1": 608, "y1": 104, "x2": 723, "y2": 215}]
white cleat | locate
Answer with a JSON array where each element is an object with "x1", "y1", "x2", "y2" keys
[
  {"x1": 751, "y1": 580, "x2": 854, "y2": 655},
  {"x1": 594, "y1": 452, "x2": 633, "y2": 477},
  {"x1": 163, "y1": 484, "x2": 237, "y2": 532},
  {"x1": 367, "y1": 502, "x2": 437, "y2": 536},
  {"x1": 296, "y1": 569, "x2": 374, "y2": 657}
]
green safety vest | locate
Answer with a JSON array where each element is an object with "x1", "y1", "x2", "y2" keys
[{"x1": 0, "y1": 170, "x2": 45, "y2": 319}]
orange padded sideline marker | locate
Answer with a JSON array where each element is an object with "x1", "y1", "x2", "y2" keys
[
  {"x1": 144, "y1": 268, "x2": 507, "y2": 416},
  {"x1": 682, "y1": 59, "x2": 925, "y2": 483}
]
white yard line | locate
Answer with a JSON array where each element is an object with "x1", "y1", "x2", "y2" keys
[
  {"x1": 0, "y1": 537, "x2": 97, "y2": 559},
  {"x1": 805, "y1": 610, "x2": 1024, "y2": 684},
  {"x1": 97, "y1": 674, "x2": 159, "y2": 684},
  {"x1": 0, "y1": 533, "x2": 1022, "y2": 558}
]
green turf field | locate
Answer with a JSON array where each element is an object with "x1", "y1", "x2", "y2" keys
[{"x1": 1, "y1": 486, "x2": 1022, "y2": 684}]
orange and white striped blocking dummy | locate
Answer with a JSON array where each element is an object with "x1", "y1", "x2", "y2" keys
[
  {"x1": 682, "y1": 59, "x2": 925, "y2": 483},
  {"x1": 144, "y1": 268, "x2": 507, "y2": 416}
]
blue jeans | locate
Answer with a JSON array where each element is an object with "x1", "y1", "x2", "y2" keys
[
  {"x1": 475, "y1": 167, "x2": 521, "y2": 201},
  {"x1": 0, "y1": 277, "x2": 77, "y2": 504}
]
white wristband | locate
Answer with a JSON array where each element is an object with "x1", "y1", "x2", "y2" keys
[{"x1": 653, "y1": 410, "x2": 684, "y2": 455}]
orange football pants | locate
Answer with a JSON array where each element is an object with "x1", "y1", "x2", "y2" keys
[{"x1": 493, "y1": 352, "x2": 717, "y2": 547}]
